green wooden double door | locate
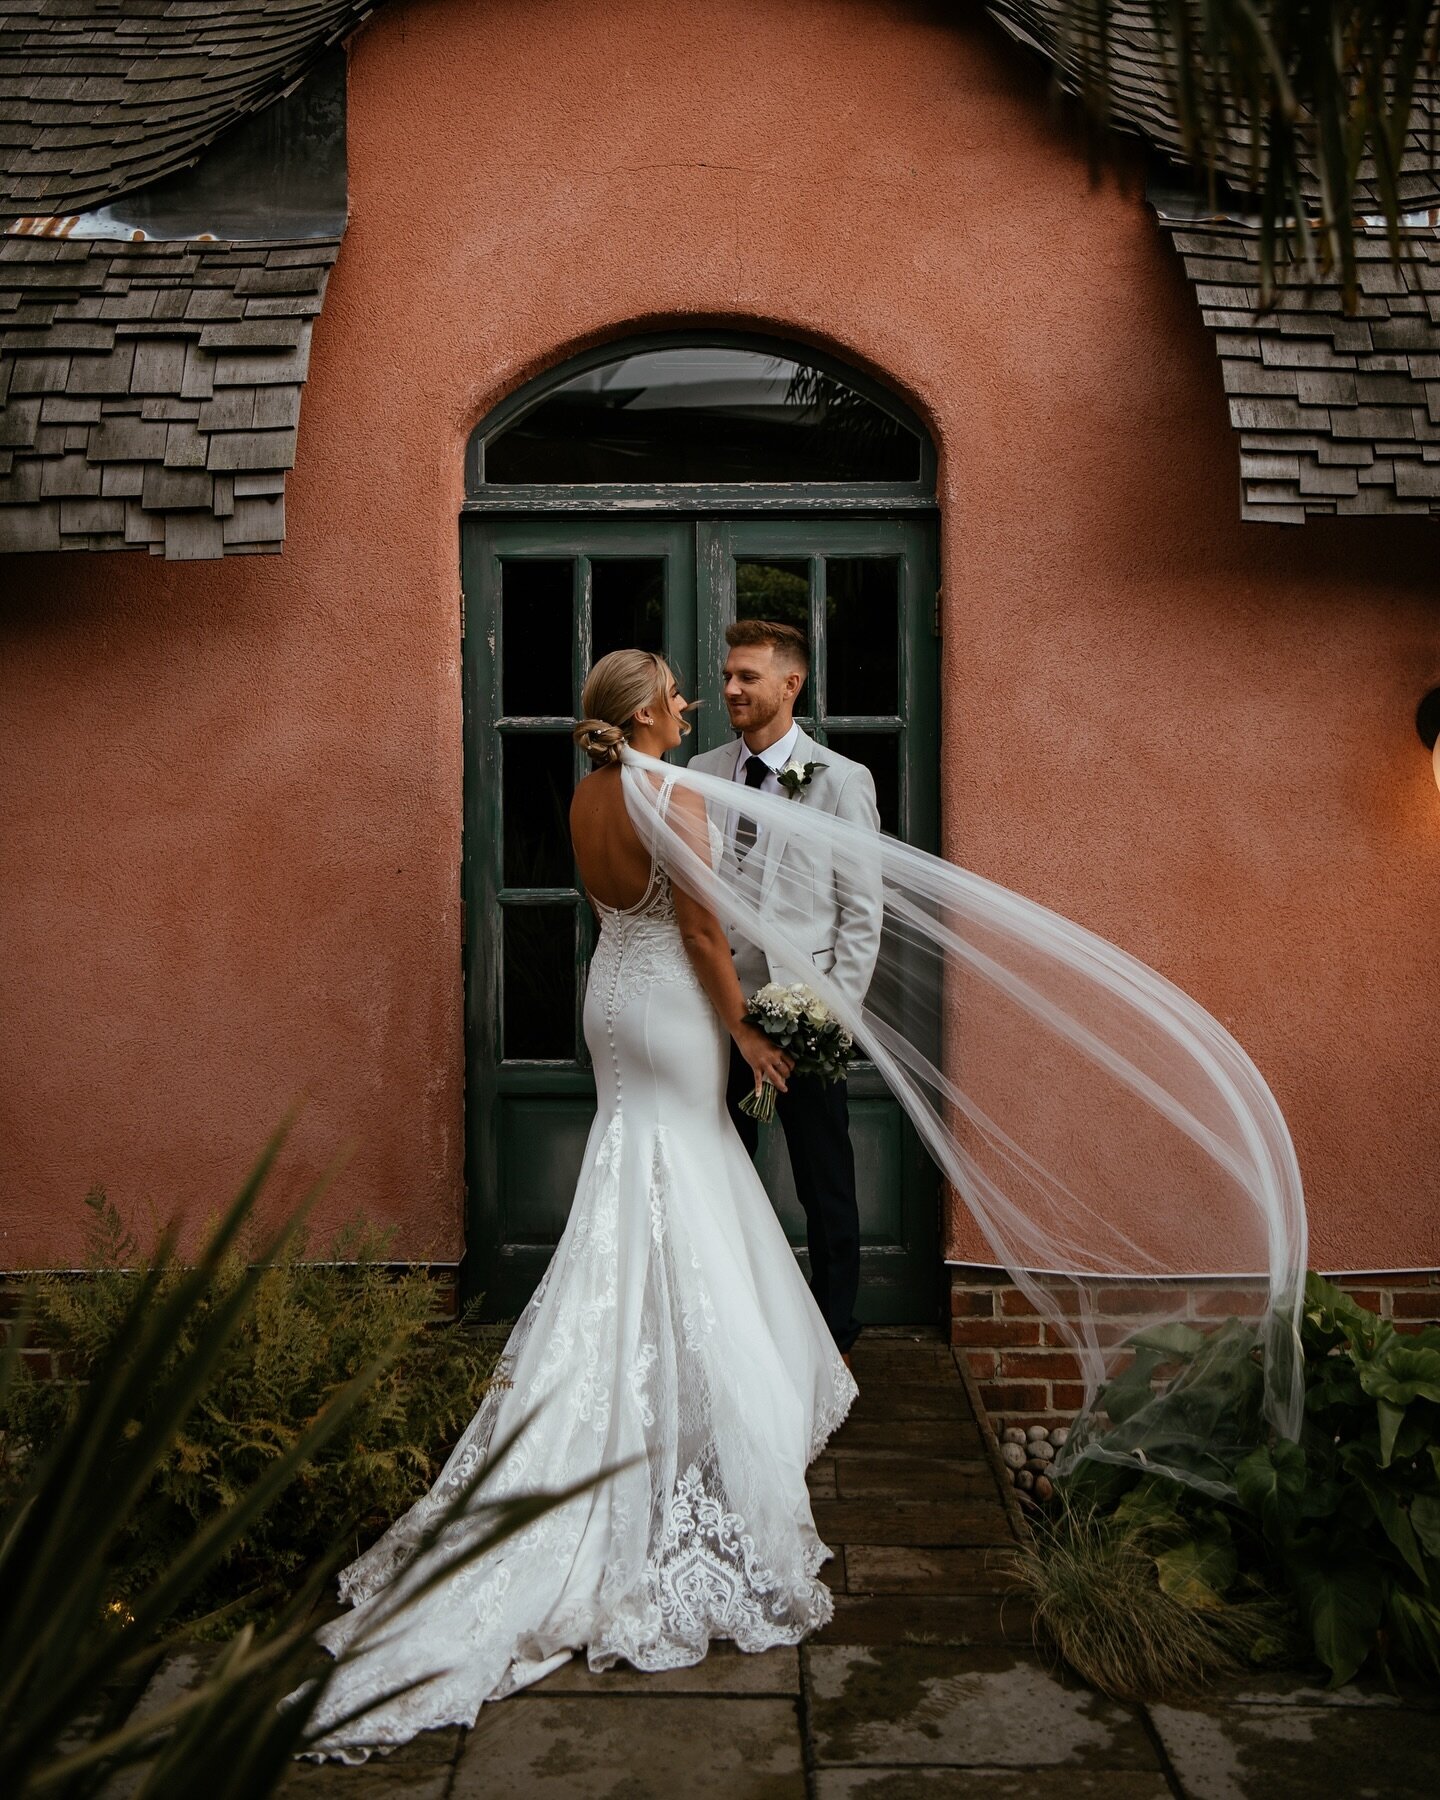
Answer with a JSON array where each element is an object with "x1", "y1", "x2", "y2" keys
[{"x1": 461, "y1": 514, "x2": 940, "y2": 1322}]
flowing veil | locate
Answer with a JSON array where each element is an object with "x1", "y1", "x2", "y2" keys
[{"x1": 620, "y1": 748, "x2": 1307, "y2": 1494}]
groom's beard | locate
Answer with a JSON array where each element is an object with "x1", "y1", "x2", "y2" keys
[{"x1": 726, "y1": 695, "x2": 789, "y2": 740}]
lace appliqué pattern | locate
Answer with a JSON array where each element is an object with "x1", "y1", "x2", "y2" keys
[
  {"x1": 298, "y1": 815, "x2": 857, "y2": 1763},
  {"x1": 588, "y1": 873, "x2": 703, "y2": 1026},
  {"x1": 590, "y1": 1461, "x2": 834, "y2": 1673}
]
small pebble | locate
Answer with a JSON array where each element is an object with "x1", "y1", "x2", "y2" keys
[
  {"x1": 1026, "y1": 1424, "x2": 1050, "y2": 1442},
  {"x1": 1025, "y1": 1458, "x2": 1050, "y2": 1478},
  {"x1": 1049, "y1": 1426, "x2": 1070, "y2": 1448},
  {"x1": 1014, "y1": 1468, "x2": 1034, "y2": 1491},
  {"x1": 1028, "y1": 1439, "x2": 1055, "y2": 1463},
  {"x1": 1033, "y1": 1473, "x2": 1054, "y2": 1502},
  {"x1": 1000, "y1": 1441, "x2": 1026, "y2": 1469},
  {"x1": 1002, "y1": 1427, "x2": 1027, "y2": 1446}
]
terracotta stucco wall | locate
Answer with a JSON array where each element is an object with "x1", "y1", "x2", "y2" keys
[{"x1": 2, "y1": 0, "x2": 1436, "y2": 1273}]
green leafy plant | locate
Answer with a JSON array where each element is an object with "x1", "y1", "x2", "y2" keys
[
  {"x1": 1012, "y1": 1487, "x2": 1296, "y2": 1699},
  {"x1": 1237, "y1": 1275, "x2": 1440, "y2": 1684},
  {"x1": 2, "y1": 1188, "x2": 500, "y2": 1632},
  {"x1": 1048, "y1": 1274, "x2": 1440, "y2": 1692},
  {"x1": 0, "y1": 1126, "x2": 607, "y2": 1799}
]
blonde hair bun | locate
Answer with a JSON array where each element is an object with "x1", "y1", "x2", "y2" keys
[
  {"x1": 574, "y1": 718, "x2": 628, "y2": 765},
  {"x1": 575, "y1": 648, "x2": 678, "y2": 765}
]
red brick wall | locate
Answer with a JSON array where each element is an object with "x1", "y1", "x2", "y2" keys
[{"x1": 951, "y1": 1267, "x2": 1440, "y2": 1427}]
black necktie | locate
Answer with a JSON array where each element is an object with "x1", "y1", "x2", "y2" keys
[{"x1": 735, "y1": 753, "x2": 769, "y2": 859}]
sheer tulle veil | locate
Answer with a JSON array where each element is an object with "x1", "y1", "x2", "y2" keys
[{"x1": 620, "y1": 747, "x2": 1307, "y2": 1493}]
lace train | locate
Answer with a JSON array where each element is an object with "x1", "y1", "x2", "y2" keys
[{"x1": 299, "y1": 872, "x2": 856, "y2": 1761}]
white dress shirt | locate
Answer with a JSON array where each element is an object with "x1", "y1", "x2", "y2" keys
[{"x1": 728, "y1": 720, "x2": 801, "y2": 853}]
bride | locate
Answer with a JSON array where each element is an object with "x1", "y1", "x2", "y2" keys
[{"x1": 301, "y1": 649, "x2": 856, "y2": 1761}]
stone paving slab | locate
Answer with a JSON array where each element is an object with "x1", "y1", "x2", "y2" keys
[
  {"x1": 829, "y1": 1419, "x2": 985, "y2": 1454},
  {"x1": 812, "y1": 1772, "x2": 1173, "y2": 1799},
  {"x1": 833, "y1": 1457, "x2": 998, "y2": 1500},
  {"x1": 537, "y1": 1641, "x2": 801, "y2": 1696},
  {"x1": 1196, "y1": 1672, "x2": 1440, "y2": 1710},
  {"x1": 845, "y1": 1385, "x2": 977, "y2": 1421},
  {"x1": 808, "y1": 1457, "x2": 839, "y2": 1499},
  {"x1": 277, "y1": 1729, "x2": 460, "y2": 1798},
  {"x1": 815, "y1": 1594, "x2": 1029, "y2": 1647},
  {"x1": 451, "y1": 1695, "x2": 806, "y2": 1797},
  {"x1": 810, "y1": 1501, "x2": 1015, "y2": 1548},
  {"x1": 1149, "y1": 1696, "x2": 1438, "y2": 1800},
  {"x1": 804, "y1": 1645, "x2": 1159, "y2": 1771},
  {"x1": 97, "y1": 1330, "x2": 1440, "y2": 1798},
  {"x1": 843, "y1": 1545, "x2": 1019, "y2": 1595}
]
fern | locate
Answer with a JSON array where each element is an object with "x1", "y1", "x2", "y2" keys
[{"x1": 0, "y1": 1192, "x2": 500, "y2": 1631}]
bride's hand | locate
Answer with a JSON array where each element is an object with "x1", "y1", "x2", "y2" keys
[{"x1": 735, "y1": 1023, "x2": 793, "y2": 1095}]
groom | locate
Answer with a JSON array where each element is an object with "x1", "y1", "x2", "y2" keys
[{"x1": 690, "y1": 619, "x2": 882, "y2": 1359}]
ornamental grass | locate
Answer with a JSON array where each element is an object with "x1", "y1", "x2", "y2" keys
[{"x1": 1011, "y1": 1495, "x2": 1296, "y2": 1701}]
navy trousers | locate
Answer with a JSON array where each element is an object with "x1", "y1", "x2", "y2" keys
[{"x1": 726, "y1": 1040, "x2": 862, "y2": 1353}]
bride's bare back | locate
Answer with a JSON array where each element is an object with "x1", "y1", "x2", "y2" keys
[{"x1": 570, "y1": 765, "x2": 657, "y2": 911}]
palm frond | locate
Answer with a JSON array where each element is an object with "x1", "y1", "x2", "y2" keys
[{"x1": 998, "y1": 1, "x2": 1440, "y2": 302}]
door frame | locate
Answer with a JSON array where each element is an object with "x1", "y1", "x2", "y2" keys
[
  {"x1": 462, "y1": 330, "x2": 937, "y2": 520},
  {"x1": 458, "y1": 332, "x2": 941, "y2": 1316},
  {"x1": 460, "y1": 518, "x2": 700, "y2": 1315}
]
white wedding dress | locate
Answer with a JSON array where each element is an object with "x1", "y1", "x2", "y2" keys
[{"x1": 301, "y1": 841, "x2": 856, "y2": 1761}]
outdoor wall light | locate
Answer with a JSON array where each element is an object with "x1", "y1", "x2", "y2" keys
[{"x1": 1419, "y1": 688, "x2": 1440, "y2": 795}]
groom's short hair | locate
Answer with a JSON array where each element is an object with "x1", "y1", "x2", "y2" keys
[{"x1": 725, "y1": 619, "x2": 809, "y2": 673}]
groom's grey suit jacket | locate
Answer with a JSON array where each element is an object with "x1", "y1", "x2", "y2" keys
[{"x1": 688, "y1": 727, "x2": 883, "y2": 1011}]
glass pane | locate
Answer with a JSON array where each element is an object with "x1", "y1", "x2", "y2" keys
[
  {"x1": 503, "y1": 905, "x2": 576, "y2": 1059},
  {"x1": 502, "y1": 560, "x2": 571, "y2": 717},
  {"x1": 825, "y1": 731, "x2": 900, "y2": 836},
  {"x1": 591, "y1": 558, "x2": 664, "y2": 662},
  {"x1": 485, "y1": 346, "x2": 922, "y2": 483},
  {"x1": 503, "y1": 733, "x2": 574, "y2": 889},
  {"x1": 826, "y1": 559, "x2": 899, "y2": 717},
  {"x1": 736, "y1": 559, "x2": 811, "y2": 712},
  {"x1": 736, "y1": 558, "x2": 809, "y2": 633}
]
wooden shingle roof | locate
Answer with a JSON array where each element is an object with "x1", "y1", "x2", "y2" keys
[
  {"x1": 0, "y1": 0, "x2": 375, "y2": 218},
  {"x1": 985, "y1": 0, "x2": 1440, "y2": 521},
  {"x1": 0, "y1": 2, "x2": 359, "y2": 557},
  {"x1": 0, "y1": 234, "x2": 336, "y2": 555},
  {"x1": 985, "y1": 0, "x2": 1440, "y2": 212},
  {"x1": 1173, "y1": 225, "x2": 1440, "y2": 521}
]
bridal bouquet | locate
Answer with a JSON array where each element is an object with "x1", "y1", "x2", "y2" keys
[{"x1": 738, "y1": 981, "x2": 856, "y2": 1123}]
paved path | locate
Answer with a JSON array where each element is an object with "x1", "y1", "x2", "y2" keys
[{"x1": 254, "y1": 1329, "x2": 1432, "y2": 1796}]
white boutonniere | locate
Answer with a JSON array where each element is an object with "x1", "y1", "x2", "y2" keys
[{"x1": 776, "y1": 758, "x2": 825, "y2": 799}]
